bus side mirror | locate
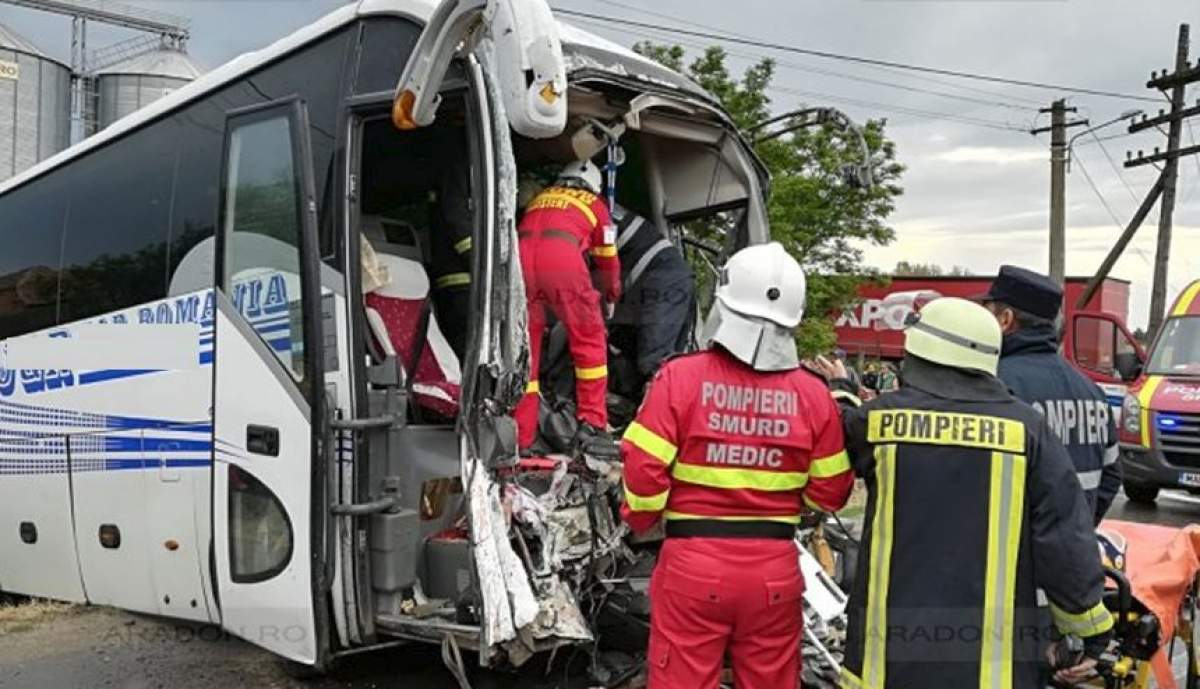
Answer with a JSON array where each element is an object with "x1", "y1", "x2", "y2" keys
[{"x1": 1115, "y1": 352, "x2": 1143, "y2": 382}]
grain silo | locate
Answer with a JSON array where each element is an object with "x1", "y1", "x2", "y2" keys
[
  {"x1": 95, "y1": 48, "x2": 203, "y2": 129},
  {"x1": 0, "y1": 22, "x2": 72, "y2": 181}
]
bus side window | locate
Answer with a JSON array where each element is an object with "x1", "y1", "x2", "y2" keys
[{"x1": 0, "y1": 181, "x2": 66, "y2": 340}]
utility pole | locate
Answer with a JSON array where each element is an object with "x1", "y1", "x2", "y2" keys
[
  {"x1": 1032, "y1": 100, "x2": 1087, "y2": 285},
  {"x1": 1079, "y1": 23, "x2": 1200, "y2": 321},
  {"x1": 1135, "y1": 24, "x2": 1194, "y2": 334}
]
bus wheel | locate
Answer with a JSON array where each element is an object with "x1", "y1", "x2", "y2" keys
[{"x1": 1123, "y1": 481, "x2": 1160, "y2": 505}]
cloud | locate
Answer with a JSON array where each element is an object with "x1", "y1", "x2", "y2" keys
[{"x1": 934, "y1": 146, "x2": 1045, "y2": 165}]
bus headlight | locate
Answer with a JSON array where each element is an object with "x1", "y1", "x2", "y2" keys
[{"x1": 1122, "y1": 395, "x2": 1142, "y2": 436}]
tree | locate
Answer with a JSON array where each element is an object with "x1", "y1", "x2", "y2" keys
[
  {"x1": 894, "y1": 261, "x2": 972, "y2": 277},
  {"x1": 634, "y1": 43, "x2": 905, "y2": 354}
]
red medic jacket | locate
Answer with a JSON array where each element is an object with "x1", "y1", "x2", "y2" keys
[
  {"x1": 520, "y1": 185, "x2": 620, "y2": 303},
  {"x1": 621, "y1": 348, "x2": 854, "y2": 533}
]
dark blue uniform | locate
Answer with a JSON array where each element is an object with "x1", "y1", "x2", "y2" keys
[
  {"x1": 840, "y1": 356, "x2": 1113, "y2": 689},
  {"x1": 607, "y1": 205, "x2": 695, "y2": 396},
  {"x1": 978, "y1": 263, "x2": 1123, "y2": 525},
  {"x1": 998, "y1": 326, "x2": 1120, "y2": 523}
]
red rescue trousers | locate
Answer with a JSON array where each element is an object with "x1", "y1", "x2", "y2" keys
[
  {"x1": 648, "y1": 537, "x2": 803, "y2": 689},
  {"x1": 515, "y1": 234, "x2": 608, "y2": 448}
]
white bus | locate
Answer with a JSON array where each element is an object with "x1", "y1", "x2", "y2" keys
[{"x1": 0, "y1": 0, "x2": 773, "y2": 673}]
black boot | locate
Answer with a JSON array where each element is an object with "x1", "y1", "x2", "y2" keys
[{"x1": 573, "y1": 422, "x2": 618, "y2": 459}]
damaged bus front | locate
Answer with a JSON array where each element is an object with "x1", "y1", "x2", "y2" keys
[{"x1": 339, "y1": 0, "x2": 774, "y2": 676}]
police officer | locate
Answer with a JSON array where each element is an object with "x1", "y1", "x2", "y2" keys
[
  {"x1": 607, "y1": 203, "x2": 696, "y2": 398},
  {"x1": 622, "y1": 243, "x2": 854, "y2": 689},
  {"x1": 837, "y1": 297, "x2": 1113, "y2": 689},
  {"x1": 978, "y1": 265, "x2": 1121, "y2": 523}
]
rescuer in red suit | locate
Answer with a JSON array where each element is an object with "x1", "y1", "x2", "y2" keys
[
  {"x1": 516, "y1": 160, "x2": 620, "y2": 451},
  {"x1": 621, "y1": 242, "x2": 853, "y2": 689}
]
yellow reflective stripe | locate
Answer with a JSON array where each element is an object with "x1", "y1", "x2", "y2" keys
[
  {"x1": 528, "y1": 192, "x2": 598, "y2": 226},
  {"x1": 623, "y1": 422, "x2": 677, "y2": 465},
  {"x1": 1137, "y1": 376, "x2": 1164, "y2": 447},
  {"x1": 664, "y1": 510, "x2": 802, "y2": 525},
  {"x1": 980, "y1": 451, "x2": 1027, "y2": 689},
  {"x1": 590, "y1": 244, "x2": 618, "y2": 258},
  {"x1": 867, "y1": 409, "x2": 1025, "y2": 454},
  {"x1": 810, "y1": 450, "x2": 851, "y2": 479},
  {"x1": 575, "y1": 364, "x2": 608, "y2": 381},
  {"x1": 1049, "y1": 600, "x2": 1115, "y2": 638},
  {"x1": 454, "y1": 237, "x2": 473, "y2": 255},
  {"x1": 1172, "y1": 280, "x2": 1200, "y2": 316},
  {"x1": 525, "y1": 380, "x2": 540, "y2": 394},
  {"x1": 863, "y1": 444, "x2": 897, "y2": 689},
  {"x1": 624, "y1": 485, "x2": 669, "y2": 512},
  {"x1": 672, "y1": 463, "x2": 809, "y2": 492},
  {"x1": 435, "y1": 272, "x2": 471, "y2": 289},
  {"x1": 839, "y1": 668, "x2": 865, "y2": 689}
]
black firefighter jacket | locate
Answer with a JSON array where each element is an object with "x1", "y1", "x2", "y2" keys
[
  {"x1": 998, "y1": 325, "x2": 1121, "y2": 524},
  {"x1": 838, "y1": 358, "x2": 1113, "y2": 689}
]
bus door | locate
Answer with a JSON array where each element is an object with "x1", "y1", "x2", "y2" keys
[{"x1": 211, "y1": 98, "x2": 327, "y2": 665}]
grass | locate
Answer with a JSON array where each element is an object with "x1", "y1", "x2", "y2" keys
[{"x1": 0, "y1": 597, "x2": 79, "y2": 636}]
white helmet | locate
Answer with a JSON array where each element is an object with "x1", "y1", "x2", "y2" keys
[
  {"x1": 904, "y1": 297, "x2": 1001, "y2": 376},
  {"x1": 701, "y1": 242, "x2": 807, "y2": 371},
  {"x1": 558, "y1": 159, "x2": 603, "y2": 195}
]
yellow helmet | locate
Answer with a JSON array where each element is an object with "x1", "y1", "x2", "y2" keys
[{"x1": 903, "y1": 297, "x2": 1002, "y2": 376}]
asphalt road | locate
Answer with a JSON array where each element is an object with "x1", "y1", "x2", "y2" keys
[
  {"x1": 1108, "y1": 487, "x2": 1200, "y2": 528},
  {"x1": 2, "y1": 487, "x2": 1195, "y2": 689}
]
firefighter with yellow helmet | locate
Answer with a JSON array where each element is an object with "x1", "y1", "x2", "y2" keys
[{"x1": 835, "y1": 297, "x2": 1113, "y2": 689}]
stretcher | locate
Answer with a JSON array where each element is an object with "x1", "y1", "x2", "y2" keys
[{"x1": 1092, "y1": 520, "x2": 1200, "y2": 689}]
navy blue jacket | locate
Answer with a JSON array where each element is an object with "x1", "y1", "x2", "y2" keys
[{"x1": 997, "y1": 325, "x2": 1121, "y2": 523}]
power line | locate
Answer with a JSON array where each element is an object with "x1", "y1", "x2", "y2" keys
[
  {"x1": 584, "y1": 0, "x2": 1048, "y2": 106},
  {"x1": 557, "y1": 7, "x2": 1162, "y2": 104},
  {"x1": 1089, "y1": 129, "x2": 1140, "y2": 204},
  {"x1": 569, "y1": 16, "x2": 1031, "y2": 133},
  {"x1": 605, "y1": 16, "x2": 1032, "y2": 113},
  {"x1": 1073, "y1": 154, "x2": 1155, "y2": 270},
  {"x1": 771, "y1": 84, "x2": 1030, "y2": 132}
]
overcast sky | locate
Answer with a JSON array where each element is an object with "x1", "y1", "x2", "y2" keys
[{"x1": 3, "y1": 0, "x2": 1198, "y2": 328}]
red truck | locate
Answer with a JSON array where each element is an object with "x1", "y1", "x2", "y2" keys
[
  {"x1": 834, "y1": 275, "x2": 1147, "y2": 410},
  {"x1": 1118, "y1": 280, "x2": 1200, "y2": 504}
]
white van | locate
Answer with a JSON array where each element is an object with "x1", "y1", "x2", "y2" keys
[{"x1": 0, "y1": 0, "x2": 773, "y2": 673}]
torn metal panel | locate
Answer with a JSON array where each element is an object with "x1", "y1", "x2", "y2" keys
[{"x1": 463, "y1": 457, "x2": 539, "y2": 649}]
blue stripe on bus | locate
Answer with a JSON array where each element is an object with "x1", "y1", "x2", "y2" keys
[
  {"x1": 103, "y1": 458, "x2": 213, "y2": 471},
  {"x1": 77, "y1": 369, "x2": 160, "y2": 385},
  {"x1": 102, "y1": 437, "x2": 212, "y2": 452}
]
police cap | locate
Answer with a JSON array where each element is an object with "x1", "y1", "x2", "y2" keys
[{"x1": 976, "y1": 265, "x2": 1062, "y2": 320}]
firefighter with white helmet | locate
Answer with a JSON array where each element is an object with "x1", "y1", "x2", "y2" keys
[
  {"x1": 516, "y1": 159, "x2": 620, "y2": 451},
  {"x1": 833, "y1": 296, "x2": 1114, "y2": 688},
  {"x1": 622, "y1": 242, "x2": 853, "y2": 689}
]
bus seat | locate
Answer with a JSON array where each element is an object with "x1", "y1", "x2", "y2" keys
[{"x1": 361, "y1": 219, "x2": 461, "y2": 419}]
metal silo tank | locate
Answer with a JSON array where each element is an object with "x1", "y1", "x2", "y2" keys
[
  {"x1": 0, "y1": 22, "x2": 72, "y2": 181},
  {"x1": 95, "y1": 48, "x2": 203, "y2": 129}
]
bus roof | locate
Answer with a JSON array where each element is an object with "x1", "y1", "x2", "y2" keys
[
  {"x1": 0, "y1": 0, "x2": 703, "y2": 198},
  {"x1": 1170, "y1": 280, "x2": 1200, "y2": 317}
]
